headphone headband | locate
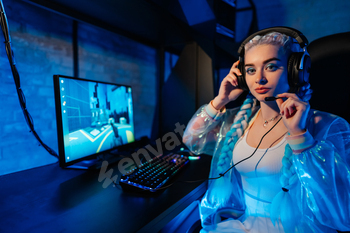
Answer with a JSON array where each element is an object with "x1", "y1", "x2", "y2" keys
[{"x1": 237, "y1": 26, "x2": 309, "y2": 56}]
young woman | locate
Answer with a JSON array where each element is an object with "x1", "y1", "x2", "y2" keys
[{"x1": 183, "y1": 27, "x2": 350, "y2": 233}]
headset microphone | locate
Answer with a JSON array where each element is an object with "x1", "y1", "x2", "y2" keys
[{"x1": 265, "y1": 96, "x2": 282, "y2": 101}]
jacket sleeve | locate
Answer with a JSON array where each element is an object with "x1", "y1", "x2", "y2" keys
[
  {"x1": 183, "y1": 103, "x2": 248, "y2": 228},
  {"x1": 287, "y1": 114, "x2": 350, "y2": 231},
  {"x1": 182, "y1": 102, "x2": 239, "y2": 156}
]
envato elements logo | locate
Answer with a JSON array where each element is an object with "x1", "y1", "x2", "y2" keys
[{"x1": 98, "y1": 122, "x2": 186, "y2": 188}]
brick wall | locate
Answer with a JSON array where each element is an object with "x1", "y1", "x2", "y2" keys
[
  {"x1": 0, "y1": 0, "x2": 157, "y2": 175},
  {"x1": 0, "y1": 0, "x2": 73, "y2": 175},
  {"x1": 77, "y1": 23, "x2": 157, "y2": 138}
]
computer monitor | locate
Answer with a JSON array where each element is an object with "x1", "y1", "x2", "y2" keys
[{"x1": 54, "y1": 74, "x2": 135, "y2": 168}]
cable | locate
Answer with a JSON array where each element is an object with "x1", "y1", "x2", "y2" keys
[
  {"x1": 211, "y1": 116, "x2": 283, "y2": 180},
  {"x1": 176, "y1": 116, "x2": 283, "y2": 184},
  {"x1": 114, "y1": 117, "x2": 283, "y2": 192},
  {"x1": 0, "y1": 1, "x2": 58, "y2": 158}
]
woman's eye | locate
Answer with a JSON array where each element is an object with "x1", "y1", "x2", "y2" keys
[
  {"x1": 266, "y1": 64, "x2": 278, "y2": 71},
  {"x1": 246, "y1": 68, "x2": 255, "y2": 75}
]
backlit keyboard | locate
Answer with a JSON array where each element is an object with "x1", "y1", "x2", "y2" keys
[{"x1": 119, "y1": 153, "x2": 189, "y2": 192}]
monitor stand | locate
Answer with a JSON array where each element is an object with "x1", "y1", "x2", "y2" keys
[
  {"x1": 66, "y1": 154, "x2": 123, "y2": 170},
  {"x1": 65, "y1": 136, "x2": 150, "y2": 170},
  {"x1": 66, "y1": 159, "x2": 101, "y2": 169}
]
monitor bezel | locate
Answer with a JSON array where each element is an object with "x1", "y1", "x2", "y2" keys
[{"x1": 53, "y1": 74, "x2": 135, "y2": 168}]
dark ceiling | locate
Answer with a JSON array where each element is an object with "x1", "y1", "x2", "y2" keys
[{"x1": 22, "y1": 0, "x2": 240, "y2": 67}]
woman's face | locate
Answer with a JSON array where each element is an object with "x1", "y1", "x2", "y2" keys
[{"x1": 244, "y1": 44, "x2": 290, "y2": 102}]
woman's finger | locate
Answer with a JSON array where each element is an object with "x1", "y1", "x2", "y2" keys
[
  {"x1": 286, "y1": 104, "x2": 297, "y2": 118},
  {"x1": 277, "y1": 92, "x2": 300, "y2": 101},
  {"x1": 280, "y1": 98, "x2": 293, "y2": 117},
  {"x1": 230, "y1": 61, "x2": 242, "y2": 76},
  {"x1": 275, "y1": 98, "x2": 284, "y2": 113},
  {"x1": 231, "y1": 60, "x2": 240, "y2": 69},
  {"x1": 225, "y1": 74, "x2": 238, "y2": 87},
  {"x1": 282, "y1": 97, "x2": 306, "y2": 118}
]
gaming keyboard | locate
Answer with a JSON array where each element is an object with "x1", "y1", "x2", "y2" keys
[{"x1": 119, "y1": 153, "x2": 189, "y2": 192}]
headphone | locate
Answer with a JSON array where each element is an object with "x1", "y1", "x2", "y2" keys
[{"x1": 236, "y1": 26, "x2": 311, "y2": 93}]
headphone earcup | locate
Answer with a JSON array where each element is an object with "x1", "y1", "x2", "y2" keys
[
  {"x1": 287, "y1": 52, "x2": 311, "y2": 93},
  {"x1": 287, "y1": 52, "x2": 303, "y2": 92},
  {"x1": 300, "y1": 54, "x2": 311, "y2": 84},
  {"x1": 237, "y1": 60, "x2": 249, "y2": 91}
]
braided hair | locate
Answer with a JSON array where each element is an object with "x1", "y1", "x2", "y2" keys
[
  {"x1": 216, "y1": 96, "x2": 256, "y2": 175},
  {"x1": 206, "y1": 95, "x2": 257, "y2": 218}
]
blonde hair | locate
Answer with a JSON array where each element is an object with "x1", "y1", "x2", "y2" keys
[{"x1": 244, "y1": 32, "x2": 304, "y2": 54}]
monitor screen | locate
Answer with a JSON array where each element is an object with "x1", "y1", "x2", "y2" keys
[{"x1": 54, "y1": 74, "x2": 135, "y2": 168}]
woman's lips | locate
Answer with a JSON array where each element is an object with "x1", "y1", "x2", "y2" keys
[{"x1": 255, "y1": 88, "x2": 271, "y2": 94}]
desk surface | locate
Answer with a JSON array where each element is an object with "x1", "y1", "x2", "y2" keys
[{"x1": 0, "y1": 153, "x2": 211, "y2": 233}]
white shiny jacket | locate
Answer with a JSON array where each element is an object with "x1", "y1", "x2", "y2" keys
[{"x1": 183, "y1": 102, "x2": 350, "y2": 232}]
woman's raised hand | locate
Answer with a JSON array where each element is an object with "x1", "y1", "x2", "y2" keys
[
  {"x1": 275, "y1": 93, "x2": 310, "y2": 136},
  {"x1": 212, "y1": 61, "x2": 244, "y2": 110}
]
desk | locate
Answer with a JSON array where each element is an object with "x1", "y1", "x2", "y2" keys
[{"x1": 0, "y1": 154, "x2": 211, "y2": 233}]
